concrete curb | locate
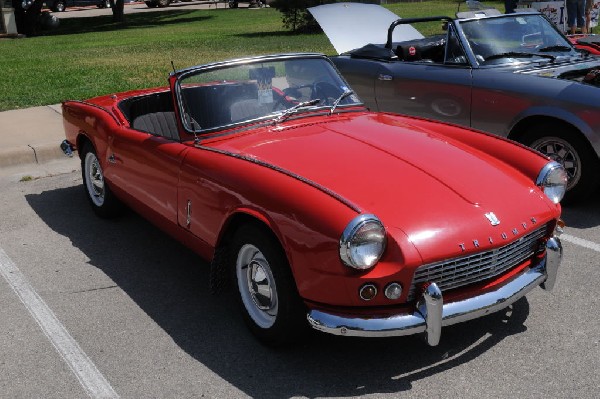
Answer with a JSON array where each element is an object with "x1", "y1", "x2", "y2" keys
[{"x1": 0, "y1": 104, "x2": 68, "y2": 169}]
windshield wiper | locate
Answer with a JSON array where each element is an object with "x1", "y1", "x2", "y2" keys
[
  {"x1": 538, "y1": 45, "x2": 572, "y2": 52},
  {"x1": 274, "y1": 99, "x2": 321, "y2": 124},
  {"x1": 329, "y1": 90, "x2": 355, "y2": 115},
  {"x1": 485, "y1": 52, "x2": 556, "y2": 62}
]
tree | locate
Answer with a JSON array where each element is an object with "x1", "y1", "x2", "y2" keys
[{"x1": 271, "y1": 0, "x2": 334, "y2": 33}]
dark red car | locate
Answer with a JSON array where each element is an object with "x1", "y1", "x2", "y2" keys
[{"x1": 60, "y1": 53, "x2": 565, "y2": 346}]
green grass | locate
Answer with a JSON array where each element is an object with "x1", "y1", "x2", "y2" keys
[{"x1": 0, "y1": 1, "x2": 503, "y2": 111}]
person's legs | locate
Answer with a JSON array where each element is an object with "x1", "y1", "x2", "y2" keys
[
  {"x1": 577, "y1": 0, "x2": 587, "y2": 33},
  {"x1": 567, "y1": 0, "x2": 578, "y2": 33}
]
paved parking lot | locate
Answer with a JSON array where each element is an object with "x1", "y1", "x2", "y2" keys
[{"x1": 0, "y1": 161, "x2": 598, "y2": 398}]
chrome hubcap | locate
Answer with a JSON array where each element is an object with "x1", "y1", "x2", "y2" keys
[
  {"x1": 236, "y1": 244, "x2": 278, "y2": 328},
  {"x1": 85, "y1": 152, "x2": 105, "y2": 206},
  {"x1": 531, "y1": 137, "x2": 580, "y2": 191}
]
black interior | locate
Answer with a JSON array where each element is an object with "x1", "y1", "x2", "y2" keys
[{"x1": 117, "y1": 82, "x2": 277, "y2": 139}]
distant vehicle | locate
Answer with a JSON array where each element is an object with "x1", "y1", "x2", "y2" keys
[
  {"x1": 227, "y1": 0, "x2": 273, "y2": 8},
  {"x1": 47, "y1": 0, "x2": 110, "y2": 12},
  {"x1": 568, "y1": 34, "x2": 600, "y2": 55},
  {"x1": 144, "y1": 0, "x2": 272, "y2": 8}
]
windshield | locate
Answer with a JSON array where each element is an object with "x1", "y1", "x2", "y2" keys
[
  {"x1": 176, "y1": 56, "x2": 361, "y2": 132},
  {"x1": 459, "y1": 14, "x2": 575, "y2": 64}
]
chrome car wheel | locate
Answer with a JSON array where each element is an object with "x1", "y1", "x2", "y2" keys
[
  {"x1": 84, "y1": 151, "x2": 105, "y2": 207},
  {"x1": 530, "y1": 136, "x2": 581, "y2": 191},
  {"x1": 230, "y1": 224, "x2": 307, "y2": 344},
  {"x1": 523, "y1": 123, "x2": 600, "y2": 202},
  {"x1": 81, "y1": 143, "x2": 121, "y2": 218},
  {"x1": 236, "y1": 244, "x2": 278, "y2": 328}
]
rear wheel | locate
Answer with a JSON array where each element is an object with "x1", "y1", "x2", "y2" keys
[
  {"x1": 81, "y1": 143, "x2": 121, "y2": 218},
  {"x1": 522, "y1": 123, "x2": 600, "y2": 202},
  {"x1": 230, "y1": 224, "x2": 307, "y2": 345},
  {"x1": 145, "y1": 1, "x2": 158, "y2": 7}
]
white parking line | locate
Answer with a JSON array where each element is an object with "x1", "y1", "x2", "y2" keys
[
  {"x1": 0, "y1": 247, "x2": 119, "y2": 399},
  {"x1": 561, "y1": 234, "x2": 600, "y2": 253}
]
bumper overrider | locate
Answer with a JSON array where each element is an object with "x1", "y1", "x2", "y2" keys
[{"x1": 307, "y1": 236, "x2": 562, "y2": 346}]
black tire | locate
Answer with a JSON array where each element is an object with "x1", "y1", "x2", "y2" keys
[
  {"x1": 51, "y1": 0, "x2": 66, "y2": 12},
  {"x1": 522, "y1": 123, "x2": 600, "y2": 202},
  {"x1": 228, "y1": 1, "x2": 238, "y2": 8},
  {"x1": 156, "y1": 0, "x2": 169, "y2": 7},
  {"x1": 81, "y1": 143, "x2": 122, "y2": 218},
  {"x1": 145, "y1": 1, "x2": 158, "y2": 7},
  {"x1": 230, "y1": 224, "x2": 307, "y2": 345}
]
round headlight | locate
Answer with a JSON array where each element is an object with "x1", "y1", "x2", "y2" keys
[
  {"x1": 339, "y1": 214, "x2": 386, "y2": 270},
  {"x1": 536, "y1": 161, "x2": 568, "y2": 204}
]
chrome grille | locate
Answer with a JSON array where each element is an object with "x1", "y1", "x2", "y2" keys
[{"x1": 408, "y1": 225, "x2": 547, "y2": 300}]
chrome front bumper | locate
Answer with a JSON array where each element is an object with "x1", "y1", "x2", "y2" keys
[{"x1": 307, "y1": 236, "x2": 562, "y2": 346}]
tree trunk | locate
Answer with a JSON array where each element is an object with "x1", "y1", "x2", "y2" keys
[{"x1": 110, "y1": 0, "x2": 125, "y2": 23}]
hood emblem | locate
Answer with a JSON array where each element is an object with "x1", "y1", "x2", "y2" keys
[{"x1": 485, "y1": 212, "x2": 500, "y2": 226}]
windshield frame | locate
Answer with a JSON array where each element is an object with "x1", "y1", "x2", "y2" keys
[
  {"x1": 173, "y1": 53, "x2": 363, "y2": 136},
  {"x1": 456, "y1": 12, "x2": 577, "y2": 66}
]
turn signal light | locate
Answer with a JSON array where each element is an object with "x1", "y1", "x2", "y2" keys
[{"x1": 359, "y1": 284, "x2": 377, "y2": 301}]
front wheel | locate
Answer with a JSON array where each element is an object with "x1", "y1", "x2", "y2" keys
[
  {"x1": 145, "y1": 0, "x2": 158, "y2": 7},
  {"x1": 231, "y1": 224, "x2": 307, "y2": 345},
  {"x1": 81, "y1": 143, "x2": 122, "y2": 218},
  {"x1": 522, "y1": 124, "x2": 600, "y2": 202}
]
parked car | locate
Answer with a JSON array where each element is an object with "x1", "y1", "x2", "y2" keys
[
  {"x1": 144, "y1": 0, "x2": 271, "y2": 9},
  {"x1": 568, "y1": 34, "x2": 600, "y2": 54},
  {"x1": 310, "y1": 3, "x2": 600, "y2": 201},
  {"x1": 60, "y1": 53, "x2": 565, "y2": 346},
  {"x1": 47, "y1": 0, "x2": 110, "y2": 12},
  {"x1": 227, "y1": 0, "x2": 272, "y2": 8}
]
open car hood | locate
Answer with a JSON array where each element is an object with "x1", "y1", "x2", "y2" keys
[{"x1": 308, "y1": 3, "x2": 423, "y2": 54}]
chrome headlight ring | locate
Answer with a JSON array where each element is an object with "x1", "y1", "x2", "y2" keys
[
  {"x1": 339, "y1": 214, "x2": 387, "y2": 270},
  {"x1": 536, "y1": 161, "x2": 568, "y2": 204}
]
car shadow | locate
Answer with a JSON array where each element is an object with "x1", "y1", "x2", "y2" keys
[
  {"x1": 561, "y1": 187, "x2": 600, "y2": 228},
  {"x1": 43, "y1": 10, "x2": 213, "y2": 36},
  {"x1": 26, "y1": 184, "x2": 532, "y2": 397}
]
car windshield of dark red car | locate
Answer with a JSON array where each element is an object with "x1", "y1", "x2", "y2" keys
[{"x1": 176, "y1": 57, "x2": 362, "y2": 133}]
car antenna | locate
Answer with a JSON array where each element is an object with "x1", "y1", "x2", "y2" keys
[{"x1": 171, "y1": 61, "x2": 201, "y2": 144}]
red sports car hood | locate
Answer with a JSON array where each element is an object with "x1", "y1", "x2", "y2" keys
[{"x1": 213, "y1": 112, "x2": 555, "y2": 261}]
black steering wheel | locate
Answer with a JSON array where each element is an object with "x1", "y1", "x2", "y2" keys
[{"x1": 311, "y1": 81, "x2": 341, "y2": 105}]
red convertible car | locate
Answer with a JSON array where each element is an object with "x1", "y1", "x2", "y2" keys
[{"x1": 61, "y1": 53, "x2": 565, "y2": 346}]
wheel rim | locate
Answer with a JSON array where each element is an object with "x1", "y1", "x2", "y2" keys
[
  {"x1": 530, "y1": 137, "x2": 581, "y2": 191},
  {"x1": 84, "y1": 152, "x2": 105, "y2": 207},
  {"x1": 236, "y1": 244, "x2": 278, "y2": 328}
]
